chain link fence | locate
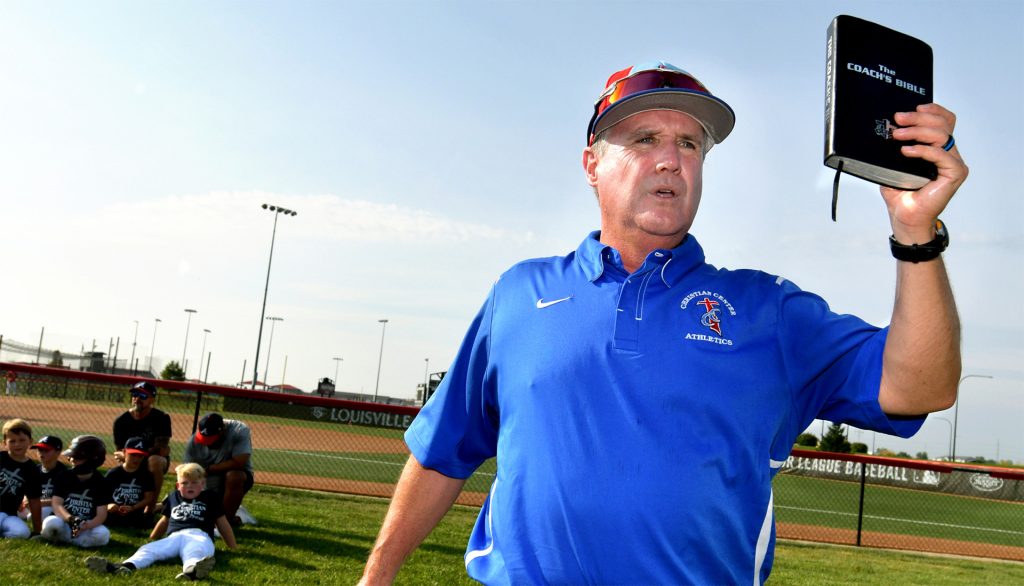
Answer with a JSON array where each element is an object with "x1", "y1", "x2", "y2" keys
[
  {"x1": 0, "y1": 362, "x2": 491, "y2": 507},
  {"x1": 775, "y1": 449, "x2": 1023, "y2": 561},
  {"x1": 3, "y1": 362, "x2": 1020, "y2": 561}
]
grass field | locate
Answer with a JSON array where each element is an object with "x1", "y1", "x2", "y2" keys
[
  {"x1": 4, "y1": 384, "x2": 1022, "y2": 565},
  {"x1": 775, "y1": 474, "x2": 1024, "y2": 548},
  {"x1": 0, "y1": 484, "x2": 1021, "y2": 585}
]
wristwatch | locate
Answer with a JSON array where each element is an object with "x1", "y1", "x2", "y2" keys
[{"x1": 889, "y1": 219, "x2": 949, "y2": 263}]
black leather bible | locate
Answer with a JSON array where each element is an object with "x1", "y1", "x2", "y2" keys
[{"x1": 824, "y1": 15, "x2": 936, "y2": 190}]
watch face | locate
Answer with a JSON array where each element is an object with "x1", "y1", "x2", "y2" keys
[{"x1": 935, "y1": 219, "x2": 949, "y2": 248}]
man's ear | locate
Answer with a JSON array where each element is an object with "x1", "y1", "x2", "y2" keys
[{"x1": 583, "y1": 147, "x2": 600, "y2": 187}]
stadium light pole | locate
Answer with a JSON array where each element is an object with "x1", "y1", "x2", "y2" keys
[
  {"x1": 198, "y1": 329, "x2": 211, "y2": 382},
  {"x1": 423, "y1": 357, "x2": 430, "y2": 402},
  {"x1": 951, "y1": 374, "x2": 994, "y2": 462},
  {"x1": 263, "y1": 317, "x2": 283, "y2": 390},
  {"x1": 148, "y1": 318, "x2": 161, "y2": 374},
  {"x1": 181, "y1": 309, "x2": 198, "y2": 377},
  {"x1": 333, "y1": 357, "x2": 343, "y2": 385},
  {"x1": 933, "y1": 417, "x2": 953, "y2": 461},
  {"x1": 129, "y1": 320, "x2": 139, "y2": 375},
  {"x1": 252, "y1": 203, "x2": 297, "y2": 390},
  {"x1": 373, "y1": 319, "x2": 388, "y2": 403}
]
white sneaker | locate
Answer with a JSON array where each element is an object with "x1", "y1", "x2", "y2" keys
[
  {"x1": 236, "y1": 505, "x2": 257, "y2": 526},
  {"x1": 177, "y1": 556, "x2": 216, "y2": 580}
]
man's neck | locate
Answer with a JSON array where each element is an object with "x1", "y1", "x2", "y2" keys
[
  {"x1": 600, "y1": 232, "x2": 685, "y2": 274},
  {"x1": 131, "y1": 407, "x2": 151, "y2": 420}
]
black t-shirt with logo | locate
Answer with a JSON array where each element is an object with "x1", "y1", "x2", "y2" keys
[
  {"x1": 1, "y1": 451, "x2": 41, "y2": 515},
  {"x1": 39, "y1": 461, "x2": 69, "y2": 501},
  {"x1": 113, "y1": 408, "x2": 172, "y2": 451},
  {"x1": 161, "y1": 488, "x2": 224, "y2": 538},
  {"x1": 104, "y1": 464, "x2": 156, "y2": 527},
  {"x1": 52, "y1": 472, "x2": 111, "y2": 521}
]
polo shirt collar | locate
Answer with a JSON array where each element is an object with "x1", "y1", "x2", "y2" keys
[{"x1": 576, "y1": 230, "x2": 707, "y2": 287}]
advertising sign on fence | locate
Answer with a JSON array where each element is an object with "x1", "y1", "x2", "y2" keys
[
  {"x1": 780, "y1": 454, "x2": 1023, "y2": 502},
  {"x1": 224, "y1": 396, "x2": 415, "y2": 430}
]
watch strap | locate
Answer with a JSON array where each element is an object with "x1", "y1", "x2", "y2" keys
[{"x1": 889, "y1": 219, "x2": 949, "y2": 263}]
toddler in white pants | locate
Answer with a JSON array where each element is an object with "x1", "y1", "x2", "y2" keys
[{"x1": 87, "y1": 462, "x2": 237, "y2": 581}]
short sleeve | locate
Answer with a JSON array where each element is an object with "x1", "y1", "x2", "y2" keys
[
  {"x1": 229, "y1": 423, "x2": 253, "y2": 458},
  {"x1": 158, "y1": 412, "x2": 173, "y2": 438},
  {"x1": 776, "y1": 279, "x2": 925, "y2": 439},
  {"x1": 405, "y1": 290, "x2": 500, "y2": 479}
]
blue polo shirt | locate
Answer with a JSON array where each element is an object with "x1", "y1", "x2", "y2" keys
[{"x1": 406, "y1": 231, "x2": 924, "y2": 585}]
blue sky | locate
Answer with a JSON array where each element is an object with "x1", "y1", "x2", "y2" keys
[{"x1": 0, "y1": 1, "x2": 1020, "y2": 463}]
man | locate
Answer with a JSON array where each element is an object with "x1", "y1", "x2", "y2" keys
[
  {"x1": 112, "y1": 381, "x2": 172, "y2": 509},
  {"x1": 183, "y1": 413, "x2": 254, "y2": 526},
  {"x1": 360, "y1": 61, "x2": 966, "y2": 584}
]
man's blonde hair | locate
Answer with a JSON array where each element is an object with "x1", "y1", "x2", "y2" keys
[
  {"x1": 175, "y1": 462, "x2": 206, "y2": 482},
  {"x1": 2, "y1": 418, "x2": 32, "y2": 440}
]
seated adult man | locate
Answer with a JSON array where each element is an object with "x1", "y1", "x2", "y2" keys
[
  {"x1": 183, "y1": 413, "x2": 254, "y2": 526},
  {"x1": 112, "y1": 381, "x2": 172, "y2": 510}
]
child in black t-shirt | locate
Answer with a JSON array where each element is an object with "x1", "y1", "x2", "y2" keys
[
  {"x1": 1, "y1": 418, "x2": 42, "y2": 538},
  {"x1": 39, "y1": 435, "x2": 111, "y2": 547},
  {"x1": 26, "y1": 435, "x2": 67, "y2": 521},
  {"x1": 87, "y1": 462, "x2": 237, "y2": 580},
  {"x1": 104, "y1": 436, "x2": 156, "y2": 529}
]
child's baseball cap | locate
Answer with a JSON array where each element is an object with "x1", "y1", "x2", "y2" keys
[
  {"x1": 31, "y1": 435, "x2": 63, "y2": 452},
  {"x1": 124, "y1": 436, "x2": 150, "y2": 456}
]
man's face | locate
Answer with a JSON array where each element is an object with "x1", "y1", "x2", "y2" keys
[
  {"x1": 3, "y1": 432, "x2": 31, "y2": 458},
  {"x1": 177, "y1": 477, "x2": 205, "y2": 499},
  {"x1": 131, "y1": 391, "x2": 154, "y2": 415},
  {"x1": 583, "y1": 109, "x2": 705, "y2": 254}
]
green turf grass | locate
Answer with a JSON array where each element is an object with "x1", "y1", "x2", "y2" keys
[
  {"x1": 1, "y1": 484, "x2": 1022, "y2": 585},
  {"x1": 775, "y1": 474, "x2": 1024, "y2": 548}
]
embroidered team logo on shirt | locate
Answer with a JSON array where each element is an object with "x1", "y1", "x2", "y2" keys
[{"x1": 680, "y1": 290, "x2": 737, "y2": 346}]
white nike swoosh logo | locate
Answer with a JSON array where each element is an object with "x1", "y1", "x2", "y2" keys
[{"x1": 536, "y1": 296, "x2": 573, "y2": 309}]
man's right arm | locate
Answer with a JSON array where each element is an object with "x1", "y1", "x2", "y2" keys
[{"x1": 359, "y1": 454, "x2": 467, "y2": 585}]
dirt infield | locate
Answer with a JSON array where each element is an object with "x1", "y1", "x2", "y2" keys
[
  {"x1": 256, "y1": 470, "x2": 488, "y2": 507},
  {"x1": 777, "y1": 522, "x2": 1024, "y2": 562}
]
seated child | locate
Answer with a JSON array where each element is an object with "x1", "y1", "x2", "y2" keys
[
  {"x1": 104, "y1": 436, "x2": 156, "y2": 529},
  {"x1": 20, "y1": 435, "x2": 67, "y2": 522},
  {"x1": 39, "y1": 435, "x2": 111, "y2": 547},
  {"x1": 1, "y1": 418, "x2": 42, "y2": 538},
  {"x1": 87, "y1": 462, "x2": 237, "y2": 580}
]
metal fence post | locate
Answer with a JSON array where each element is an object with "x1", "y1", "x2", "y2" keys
[
  {"x1": 857, "y1": 460, "x2": 867, "y2": 546},
  {"x1": 192, "y1": 391, "x2": 204, "y2": 434}
]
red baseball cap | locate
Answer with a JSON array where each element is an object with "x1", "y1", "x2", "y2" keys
[
  {"x1": 587, "y1": 61, "x2": 735, "y2": 148},
  {"x1": 32, "y1": 435, "x2": 63, "y2": 452}
]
